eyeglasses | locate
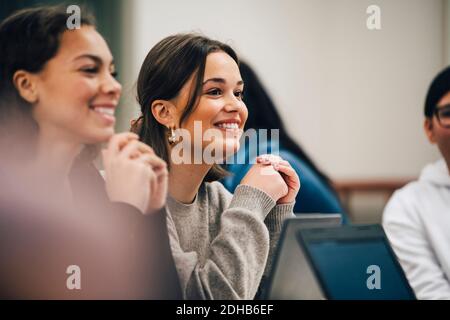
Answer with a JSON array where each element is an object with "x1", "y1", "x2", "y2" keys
[{"x1": 434, "y1": 104, "x2": 450, "y2": 128}]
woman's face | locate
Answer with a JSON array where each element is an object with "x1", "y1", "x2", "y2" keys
[
  {"x1": 31, "y1": 25, "x2": 121, "y2": 145},
  {"x1": 173, "y1": 51, "x2": 248, "y2": 162}
]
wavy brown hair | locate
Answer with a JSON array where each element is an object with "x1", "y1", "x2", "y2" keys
[
  {"x1": 0, "y1": 5, "x2": 96, "y2": 160},
  {"x1": 135, "y1": 33, "x2": 240, "y2": 182}
]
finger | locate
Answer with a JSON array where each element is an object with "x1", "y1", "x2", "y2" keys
[
  {"x1": 120, "y1": 140, "x2": 154, "y2": 159},
  {"x1": 108, "y1": 132, "x2": 138, "y2": 155},
  {"x1": 275, "y1": 165, "x2": 300, "y2": 188},
  {"x1": 257, "y1": 154, "x2": 283, "y2": 163},
  {"x1": 149, "y1": 169, "x2": 157, "y2": 194},
  {"x1": 120, "y1": 140, "x2": 141, "y2": 159},
  {"x1": 149, "y1": 174, "x2": 168, "y2": 211},
  {"x1": 258, "y1": 158, "x2": 289, "y2": 168},
  {"x1": 132, "y1": 141, "x2": 155, "y2": 156},
  {"x1": 137, "y1": 153, "x2": 167, "y2": 170},
  {"x1": 262, "y1": 159, "x2": 290, "y2": 167},
  {"x1": 274, "y1": 164, "x2": 298, "y2": 180},
  {"x1": 129, "y1": 143, "x2": 155, "y2": 160},
  {"x1": 153, "y1": 164, "x2": 169, "y2": 179},
  {"x1": 257, "y1": 156, "x2": 275, "y2": 165},
  {"x1": 272, "y1": 160, "x2": 290, "y2": 167},
  {"x1": 154, "y1": 170, "x2": 168, "y2": 193},
  {"x1": 256, "y1": 154, "x2": 271, "y2": 162}
]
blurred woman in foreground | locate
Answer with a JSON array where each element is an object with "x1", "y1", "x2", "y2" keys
[{"x1": 0, "y1": 6, "x2": 180, "y2": 299}]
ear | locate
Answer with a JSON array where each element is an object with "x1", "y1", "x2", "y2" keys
[
  {"x1": 424, "y1": 118, "x2": 436, "y2": 144},
  {"x1": 151, "y1": 100, "x2": 178, "y2": 128},
  {"x1": 12, "y1": 70, "x2": 39, "y2": 104}
]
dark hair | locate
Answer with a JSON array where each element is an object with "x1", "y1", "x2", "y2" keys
[
  {"x1": 0, "y1": 5, "x2": 95, "y2": 154},
  {"x1": 238, "y1": 61, "x2": 334, "y2": 187},
  {"x1": 424, "y1": 66, "x2": 450, "y2": 118},
  {"x1": 136, "y1": 33, "x2": 239, "y2": 182}
]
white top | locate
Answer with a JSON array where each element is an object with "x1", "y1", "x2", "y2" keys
[{"x1": 383, "y1": 159, "x2": 450, "y2": 299}]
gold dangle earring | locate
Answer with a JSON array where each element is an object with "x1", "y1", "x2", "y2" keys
[{"x1": 168, "y1": 126, "x2": 178, "y2": 145}]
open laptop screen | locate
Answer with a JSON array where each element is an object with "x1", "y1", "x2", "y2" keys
[{"x1": 298, "y1": 225, "x2": 415, "y2": 300}]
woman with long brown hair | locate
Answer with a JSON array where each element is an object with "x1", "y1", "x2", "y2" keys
[{"x1": 134, "y1": 33, "x2": 300, "y2": 299}]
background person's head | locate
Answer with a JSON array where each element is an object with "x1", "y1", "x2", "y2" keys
[
  {"x1": 136, "y1": 33, "x2": 247, "y2": 181},
  {"x1": 238, "y1": 61, "x2": 333, "y2": 186},
  {"x1": 0, "y1": 5, "x2": 121, "y2": 159},
  {"x1": 424, "y1": 66, "x2": 450, "y2": 166}
]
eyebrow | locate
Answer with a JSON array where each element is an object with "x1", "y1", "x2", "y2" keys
[
  {"x1": 203, "y1": 78, "x2": 244, "y2": 86},
  {"x1": 73, "y1": 54, "x2": 114, "y2": 67}
]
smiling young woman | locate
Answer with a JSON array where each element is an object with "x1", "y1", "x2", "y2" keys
[
  {"x1": 0, "y1": 6, "x2": 180, "y2": 299},
  {"x1": 133, "y1": 33, "x2": 301, "y2": 299}
]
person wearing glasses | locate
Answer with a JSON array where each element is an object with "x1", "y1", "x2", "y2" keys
[{"x1": 383, "y1": 66, "x2": 450, "y2": 300}]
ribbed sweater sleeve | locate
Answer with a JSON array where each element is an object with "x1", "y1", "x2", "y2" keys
[{"x1": 167, "y1": 184, "x2": 276, "y2": 300}]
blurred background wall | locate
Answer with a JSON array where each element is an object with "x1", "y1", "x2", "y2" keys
[
  {"x1": 120, "y1": 0, "x2": 442, "y2": 179},
  {"x1": 1, "y1": 0, "x2": 447, "y2": 222}
]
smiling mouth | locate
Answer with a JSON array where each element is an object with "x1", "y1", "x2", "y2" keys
[
  {"x1": 214, "y1": 123, "x2": 240, "y2": 130},
  {"x1": 90, "y1": 106, "x2": 115, "y2": 116},
  {"x1": 89, "y1": 105, "x2": 116, "y2": 126}
]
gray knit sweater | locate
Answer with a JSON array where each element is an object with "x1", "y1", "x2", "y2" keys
[{"x1": 166, "y1": 182, "x2": 294, "y2": 300}]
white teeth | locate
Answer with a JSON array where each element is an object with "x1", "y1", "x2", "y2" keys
[
  {"x1": 216, "y1": 123, "x2": 239, "y2": 129},
  {"x1": 93, "y1": 107, "x2": 115, "y2": 116}
]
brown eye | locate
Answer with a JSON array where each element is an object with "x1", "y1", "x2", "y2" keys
[
  {"x1": 81, "y1": 67, "x2": 99, "y2": 74},
  {"x1": 207, "y1": 89, "x2": 222, "y2": 96}
]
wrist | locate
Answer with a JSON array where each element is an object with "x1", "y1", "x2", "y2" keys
[
  {"x1": 277, "y1": 197, "x2": 296, "y2": 205},
  {"x1": 108, "y1": 193, "x2": 147, "y2": 215}
]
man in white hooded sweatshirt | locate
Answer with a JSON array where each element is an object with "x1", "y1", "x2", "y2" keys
[{"x1": 383, "y1": 66, "x2": 450, "y2": 300}]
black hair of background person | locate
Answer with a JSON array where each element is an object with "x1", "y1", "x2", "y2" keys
[
  {"x1": 425, "y1": 65, "x2": 450, "y2": 118},
  {"x1": 238, "y1": 61, "x2": 336, "y2": 189}
]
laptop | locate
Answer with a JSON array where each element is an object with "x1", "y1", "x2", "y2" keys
[
  {"x1": 295, "y1": 224, "x2": 416, "y2": 300},
  {"x1": 264, "y1": 214, "x2": 342, "y2": 300}
]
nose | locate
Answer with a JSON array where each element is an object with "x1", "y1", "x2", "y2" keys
[
  {"x1": 223, "y1": 93, "x2": 243, "y2": 113},
  {"x1": 101, "y1": 73, "x2": 122, "y2": 98}
]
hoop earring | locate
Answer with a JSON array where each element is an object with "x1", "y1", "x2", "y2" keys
[{"x1": 168, "y1": 126, "x2": 178, "y2": 144}]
